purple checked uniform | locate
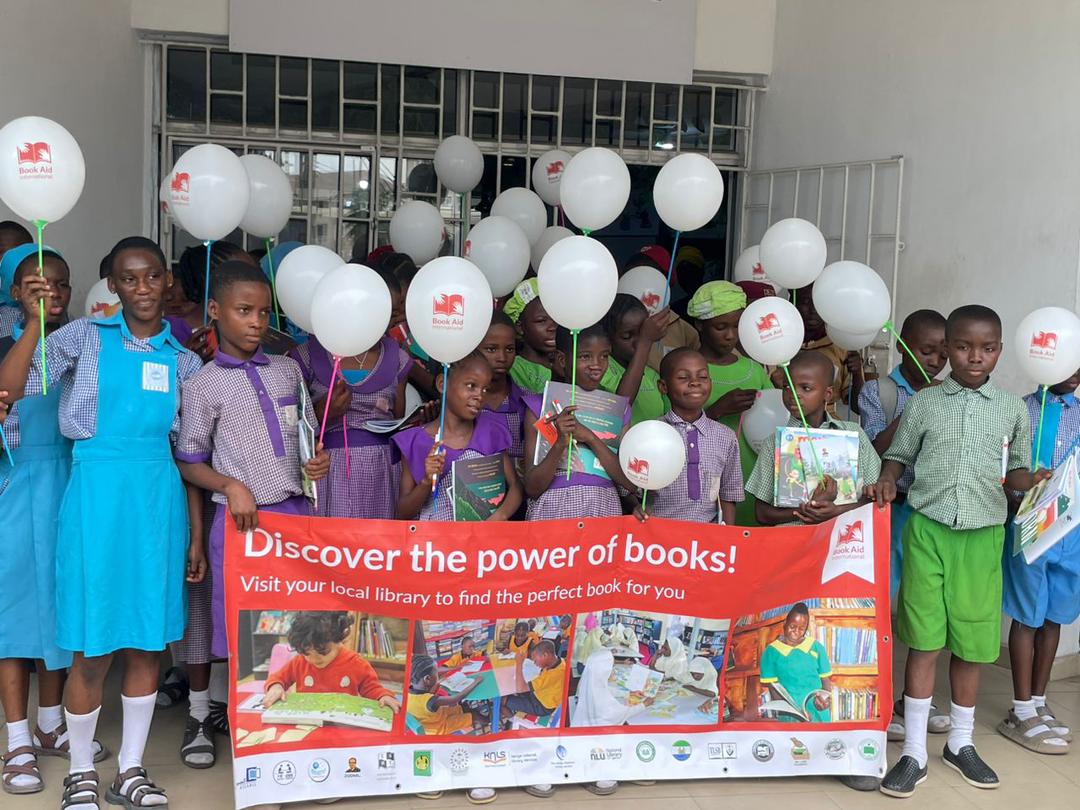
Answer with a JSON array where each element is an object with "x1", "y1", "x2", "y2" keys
[
  {"x1": 292, "y1": 336, "x2": 410, "y2": 519},
  {"x1": 522, "y1": 393, "x2": 627, "y2": 521},
  {"x1": 649, "y1": 411, "x2": 743, "y2": 523},
  {"x1": 176, "y1": 348, "x2": 315, "y2": 659},
  {"x1": 484, "y1": 382, "x2": 529, "y2": 459},
  {"x1": 393, "y1": 411, "x2": 512, "y2": 521}
]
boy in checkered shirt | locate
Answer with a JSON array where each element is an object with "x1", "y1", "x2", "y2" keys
[{"x1": 868, "y1": 305, "x2": 1050, "y2": 798}]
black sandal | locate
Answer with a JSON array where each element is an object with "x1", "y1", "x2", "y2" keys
[
  {"x1": 155, "y1": 668, "x2": 188, "y2": 710},
  {"x1": 180, "y1": 715, "x2": 216, "y2": 770},
  {"x1": 105, "y1": 767, "x2": 168, "y2": 809},
  {"x1": 61, "y1": 770, "x2": 99, "y2": 808},
  {"x1": 207, "y1": 700, "x2": 229, "y2": 736}
]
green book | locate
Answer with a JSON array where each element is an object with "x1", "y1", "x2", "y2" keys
[
  {"x1": 451, "y1": 453, "x2": 507, "y2": 521},
  {"x1": 261, "y1": 691, "x2": 393, "y2": 732}
]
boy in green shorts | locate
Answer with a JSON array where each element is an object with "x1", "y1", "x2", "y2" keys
[{"x1": 868, "y1": 305, "x2": 1050, "y2": 798}]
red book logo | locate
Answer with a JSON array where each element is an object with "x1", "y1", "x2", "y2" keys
[
  {"x1": 546, "y1": 160, "x2": 564, "y2": 181},
  {"x1": 1030, "y1": 330, "x2": 1058, "y2": 360},
  {"x1": 756, "y1": 312, "x2": 784, "y2": 344},
  {"x1": 751, "y1": 261, "x2": 765, "y2": 279},
  {"x1": 433, "y1": 293, "x2": 465, "y2": 317},
  {"x1": 171, "y1": 172, "x2": 190, "y2": 194},
  {"x1": 627, "y1": 457, "x2": 649, "y2": 475},
  {"x1": 641, "y1": 291, "x2": 661, "y2": 311},
  {"x1": 17, "y1": 141, "x2": 51, "y2": 166},
  {"x1": 463, "y1": 239, "x2": 472, "y2": 257},
  {"x1": 836, "y1": 520, "x2": 863, "y2": 548}
]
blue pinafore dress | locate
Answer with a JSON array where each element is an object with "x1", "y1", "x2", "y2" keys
[
  {"x1": 0, "y1": 383, "x2": 73, "y2": 670},
  {"x1": 55, "y1": 323, "x2": 189, "y2": 656}
]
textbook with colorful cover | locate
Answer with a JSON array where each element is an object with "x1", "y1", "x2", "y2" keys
[
  {"x1": 261, "y1": 691, "x2": 393, "y2": 732},
  {"x1": 773, "y1": 426, "x2": 859, "y2": 507},
  {"x1": 760, "y1": 682, "x2": 832, "y2": 722},
  {"x1": 1014, "y1": 446, "x2": 1080, "y2": 562},
  {"x1": 451, "y1": 453, "x2": 507, "y2": 521},
  {"x1": 297, "y1": 384, "x2": 318, "y2": 509},
  {"x1": 532, "y1": 381, "x2": 627, "y2": 479}
]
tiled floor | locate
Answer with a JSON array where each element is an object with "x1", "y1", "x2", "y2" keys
[{"x1": 4, "y1": 655, "x2": 1078, "y2": 809}]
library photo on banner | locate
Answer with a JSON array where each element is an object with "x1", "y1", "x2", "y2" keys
[
  {"x1": 409, "y1": 617, "x2": 571, "y2": 735},
  {"x1": 232, "y1": 610, "x2": 407, "y2": 750},
  {"x1": 568, "y1": 610, "x2": 727, "y2": 728},
  {"x1": 724, "y1": 598, "x2": 878, "y2": 724}
]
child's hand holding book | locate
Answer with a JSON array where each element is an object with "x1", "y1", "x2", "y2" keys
[
  {"x1": 262, "y1": 683, "x2": 287, "y2": 708},
  {"x1": 303, "y1": 442, "x2": 331, "y2": 482}
]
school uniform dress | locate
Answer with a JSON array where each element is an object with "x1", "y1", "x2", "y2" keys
[
  {"x1": 484, "y1": 382, "x2": 528, "y2": 459},
  {"x1": 649, "y1": 410, "x2": 743, "y2": 523},
  {"x1": 21, "y1": 312, "x2": 202, "y2": 656},
  {"x1": 175, "y1": 348, "x2": 315, "y2": 660},
  {"x1": 859, "y1": 366, "x2": 917, "y2": 602},
  {"x1": 292, "y1": 336, "x2": 410, "y2": 519},
  {"x1": 0, "y1": 327, "x2": 73, "y2": 669},
  {"x1": 885, "y1": 377, "x2": 1031, "y2": 663},
  {"x1": 392, "y1": 411, "x2": 512, "y2": 521},
  {"x1": 509, "y1": 356, "x2": 620, "y2": 396},
  {"x1": 759, "y1": 636, "x2": 832, "y2": 722},
  {"x1": 1002, "y1": 389, "x2": 1080, "y2": 629},
  {"x1": 522, "y1": 393, "x2": 629, "y2": 521},
  {"x1": 0, "y1": 303, "x2": 20, "y2": 339}
]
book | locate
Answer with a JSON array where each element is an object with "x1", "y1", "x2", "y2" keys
[
  {"x1": 773, "y1": 426, "x2": 860, "y2": 507},
  {"x1": 260, "y1": 325, "x2": 298, "y2": 355},
  {"x1": 297, "y1": 384, "x2": 318, "y2": 509},
  {"x1": 451, "y1": 453, "x2": 508, "y2": 521},
  {"x1": 363, "y1": 399, "x2": 425, "y2": 435},
  {"x1": 1014, "y1": 447, "x2": 1080, "y2": 562},
  {"x1": 261, "y1": 692, "x2": 394, "y2": 732},
  {"x1": 760, "y1": 681, "x2": 832, "y2": 722},
  {"x1": 532, "y1": 381, "x2": 627, "y2": 479}
]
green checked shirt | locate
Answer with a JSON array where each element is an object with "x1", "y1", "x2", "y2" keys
[{"x1": 884, "y1": 376, "x2": 1031, "y2": 530}]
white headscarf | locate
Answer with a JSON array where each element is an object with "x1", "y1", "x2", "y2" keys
[
  {"x1": 653, "y1": 636, "x2": 690, "y2": 683},
  {"x1": 571, "y1": 649, "x2": 645, "y2": 727},
  {"x1": 688, "y1": 656, "x2": 719, "y2": 695}
]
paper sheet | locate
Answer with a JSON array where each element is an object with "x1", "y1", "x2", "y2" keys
[
  {"x1": 236, "y1": 727, "x2": 277, "y2": 747},
  {"x1": 460, "y1": 661, "x2": 483, "y2": 674},
  {"x1": 442, "y1": 671, "x2": 475, "y2": 692}
]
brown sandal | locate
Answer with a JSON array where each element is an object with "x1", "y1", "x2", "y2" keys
[
  {"x1": 2, "y1": 745, "x2": 43, "y2": 795},
  {"x1": 105, "y1": 767, "x2": 168, "y2": 809},
  {"x1": 61, "y1": 770, "x2": 100, "y2": 808},
  {"x1": 34, "y1": 724, "x2": 110, "y2": 763}
]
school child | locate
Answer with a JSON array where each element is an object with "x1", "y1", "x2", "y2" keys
[
  {"x1": 760, "y1": 603, "x2": 832, "y2": 722},
  {"x1": 503, "y1": 279, "x2": 557, "y2": 394},
  {"x1": 262, "y1": 612, "x2": 401, "y2": 711},
  {"x1": 686, "y1": 281, "x2": 773, "y2": 525},
  {"x1": 651, "y1": 636, "x2": 690, "y2": 683},
  {"x1": 289, "y1": 272, "x2": 412, "y2": 520},
  {"x1": 996, "y1": 368, "x2": 1080, "y2": 755},
  {"x1": 573, "y1": 614, "x2": 605, "y2": 665},
  {"x1": 501, "y1": 640, "x2": 566, "y2": 735},
  {"x1": 442, "y1": 636, "x2": 485, "y2": 671},
  {"x1": 175, "y1": 260, "x2": 331, "y2": 766},
  {"x1": 647, "y1": 347, "x2": 743, "y2": 524},
  {"x1": 600, "y1": 295, "x2": 671, "y2": 424},
  {"x1": 620, "y1": 246, "x2": 701, "y2": 367},
  {"x1": 407, "y1": 654, "x2": 484, "y2": 735},
  {"x1": 522, "y1": 324, "x2": 637, "y2": 519},
  {"x1": 393, "y1": 352, "x2": 523, "y2": 521},
  {"x1": 0, "y1": 236, "x2": 206, "y2": 810},
  {"x1": 868, "y1": 305, "x2": 1050, "y2": 798},
  {"x1": 0, "y1": 245, "x2": 109, "y2": 796},
  {"x1": 506, "y1": 622, "x2": 537, "y2": 655},
  {"x1": 0, "y1": 221, "x2": 33, "y2": 340},
  {"x1": 571, "y1": 648, "x2": 652, "y2": 727},
  {"x1": 793, "y1": 283, "x2": 863, "y2": 417},
  {"x1": 479, "y1": 312, "x2": 528, "y2": 459},
  {"x1": 746, "y1": 350, "x2": 881, "y2": 527}
]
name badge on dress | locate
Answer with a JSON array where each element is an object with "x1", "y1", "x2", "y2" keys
[{"x1": 142, "y1": 361, "x2": 170, "y2": 393}]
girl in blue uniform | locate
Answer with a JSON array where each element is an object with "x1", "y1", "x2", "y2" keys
[{"x1": 0, "y1": 236, "x2": 206, "y2": 810}]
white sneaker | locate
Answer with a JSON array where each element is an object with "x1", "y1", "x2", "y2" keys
[
  {"x1": 467, "y1": 787, "x2": 497, "y2": 804},
  {"x1": 524, "y1": 784, "x2": 555, "y2": 798}
]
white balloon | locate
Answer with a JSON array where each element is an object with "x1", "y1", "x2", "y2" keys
[
  {"x1": 759, "y1": 218, "x2": 827, "y2": 290},
  {"x1": 559, "y1": 147, "x2": 630, "y2": 232},
  {"x1": 310, "y1": 263, "x2": 392, "y2": 357},
  {"x1": 742, "y1": 389, "x2": 789, "y2": 453},
  {"x1": 531, "y1": 149, "x2": 572, "y2": 206},
  {"x1": 1013, "y1": 307, "x2": 1080, "y2": 386},
  {"x1": 531, "y1": 225, "x2": 573, "y2": 271},
  {"x1": 239, "y1": 154, "x2": 293, "y2": 238},
  {"x1": 84, "y1": 277, "x2": 120, "y2": 320},
  {"x1": 491, "y1": 187, "x2": 547, "y2": 245},
  {"x1": 0, "y1": 116, "x2": 85, "y2": 222},
  {"x1": 463, "y1": 216, "x2": 530, "y2": 297},
  {"x1": 617, "y1": 266, "x2": 668, "y2": 314},
  {"x1": 275, "y1": 245, "x2": 344, "y2": 333},
  {"x1": 433, "y1": 135, "x2": 484, "y2": 193},
  {"x1": 405, "y1": 256, "x2": 494, "y2": 364},
  {"x1": 389, "y1": 200, "x2": 445, "y2": 265},
  {"x1": 168, "y1": 144, "x2": 250, "y2": 241},
  {"x1": 738, "y1": 297, "x2": 805, "y2": 367},
  {"x1": 732, "y1": 244, "x2": 786, "y2": 298},
  {"x1": 158, "y1": 175, "x2": 172, "y2": 222},
  {"x1": 812, "y1": 261, "x2": 891, "y2": 334},
  {"x1": 619, "y1": 420, "x2": 687, "y2": 491},
  {"x1": 653, "y1": 153, "x2": 725, "y2": 232},
  {"x1": 827, "y1": 324, "x2": 881, "y2": 351},
  {"x1": 537, "y1": 236, "x2": 618, "y2": 330}
]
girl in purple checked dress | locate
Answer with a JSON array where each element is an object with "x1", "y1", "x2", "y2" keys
[
  {"x1": 523, "y1": 323, "x2": 635, "y2": 521},
  {"x1": 393, "y1": 352, "x2": 522, "y2": 521},
  {"x1": 479, "y1": 312, "x2": 529, "y2": 461}
]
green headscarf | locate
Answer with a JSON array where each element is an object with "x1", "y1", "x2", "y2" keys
[
  {"x1": 503, "y1": 278, "x2": 540, "y2": 323},
  {"x1": 687, "y1": 280, "x2": 747, "y2": 321}
]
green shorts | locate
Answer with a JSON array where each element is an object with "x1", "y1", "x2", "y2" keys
[{"x1": 896, "y1": 510, "x2": 1004, "y2": 663}]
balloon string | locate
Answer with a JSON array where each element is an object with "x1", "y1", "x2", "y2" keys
[
  {"x1": 460, "y1": 193, "x2": 470, "y2": 256},
  {"x1": 781, "y1": 362, "x2": 825, "y2": 482},
  {"x1": 641, "y1": 489, "x2": 648, "y2": 514},
  {"x1": 1034, "y1": 385, "x2": 1048, "y2": 470},
  {"x1": 265, "y1": 237, "x2": 281, "y2": 330},
  {"x1": 34, "y1": 220, "x2": 47, "y2": 395},
  {"x1": 582, "y1": 229, "x2": 592, "y2": 238},
  {"x1": 558, "y1": 206, "x2": 565, "y2": 228},
  {"x1": 433, "y1": 362, "x2": 449, "y2": 499},
  {"x1": 202, "y1": 239, "x2": 215, "y2": 327},
  {"x1": 318, "y1": 356, "x2": 341, "y2": 447},
  {"x1": 884, "y1": 321, "x2": 932, "y2": 385},
  {"x1": 791, "y1": 288, "x2": 796, "y2": 307},
  {"x1": 566, "y1": 329, "x2": 578, "y2": 481},
  {"x1": 0, "y1": 422, "x2": 13, "y2": 467},
  {"x1": 343, "y1": 414, "x2": 350, "y2": 480},
  {"x1": 662, "y1": 230, "x2": 682, "y2": 308}
]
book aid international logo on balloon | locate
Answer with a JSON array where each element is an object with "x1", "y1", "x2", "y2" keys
[
  {"x1": 170, "y1": 171, "x2": 191, "y2": 207},
  {"x1": 625, "y1": 457, "x2": 651, "y2": 488},
  {"x1": 755, "y1": 311, "x2": 785, "y2": 343},
  {"x1": 16, "y1": 140, "x2": 53, "y2": 180},
  {"x1": 432, "y1": 292, "x2": 466, "y2": 330},
  {"x1": 1029, "y1": 329, "x2": 1058, "y2": 361},
  {"x1": 545, "y1": 159, "x2": 565, "y2": 184}
]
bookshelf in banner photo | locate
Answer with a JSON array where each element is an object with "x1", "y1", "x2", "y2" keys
[
  {"x1": 726, "y1": 599, "x2": 878, "y2": 723},
  {"x1": 419, "y1": 620, "x2": 498, "y2": 662}
]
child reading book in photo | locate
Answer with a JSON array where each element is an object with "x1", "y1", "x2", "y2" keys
[
  {"x1": 262, "y1": 612, "x2": 400, "y2": 715},
  {"x1": 571, "y1": 649, "x2": 653, "y2": 727},
  {"x1": 506, "y1": 622, "x2": 538, "y2": 655},
  {"x1": 407, "y1": 655, "x2": 484, "y2": 735},
  {"x1": 759, "y1": 603, "x2": 832, "y2": 723},
  {"x1": 442, "y1": 636, "x2": 485, "y2": 671},
  {"x1": 651, "y1": 636, "x2": 690, "y2": 683},
  {"x1": 686, "y1": 657, "x2": 720, "y2": 697}
]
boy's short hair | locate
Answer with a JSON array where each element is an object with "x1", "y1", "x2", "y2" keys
[
  {"x1": 98, "y1": 254, "x2": 111, "y2": 280},
  {"x1": 107, "y1": 236, "x2": 167, "y2": 276},
  {"x1": 489, "y1": 310, "x2": 515, "y2": 331},
  {"x1": 0, "y1": 220, "x2": 32, "y2": 243},
  {"x1": 555, "y1": 322, "x2": 608, "y2": 357},
  {"x1": 377, "y1": 251, "x2": 419, "y2": 287},
  {"x1": 286, "y1": 611, "x2": 353, "y2": 654},
  {"x1": 531, "y1": 639, "x2": 556, "y2": 658},
  {"x1": 14, "y1": 250, "x2": 66, "y2": 284},
  {"x1": 659, "y1": 346, "x2": 704, "y2": 382},
  {"x1": 900, "y1": 309, "x2": 946, "y2": 339},
  {"x1": 514, "y1": 621, "x2": 529, "y2": 633},
  {"x1": 786, "y1": 350, "x2": 835, "y2": 385},
  {"x1": 946, "y1": 305, "x2": 1001, "y2": 340},
  {"x1": 209, "y1": 260, "x2": 272, "y2": 300}
]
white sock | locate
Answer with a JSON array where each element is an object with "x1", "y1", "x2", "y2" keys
[
  {"x1": 65, "y1": 707, "x2": 101, "y2": 774},
  {"x1": 189, "y1": 689, "x2": 210, "y2": 723},
  {"x1": 118, "y1": 693, "x2": 156, "y2": 772},
  {"x1": 1013, "y1": 699, "x2": 1037, "y2": 722},
  {"x1": 900, "y1": 695, "x2": 931, "y2": 767},
  {"x1": 37, "y1": 704, "x2": 63, "y2": 734},
  {"x1": 4, "y1": 719, "x2": 36, "y2": 788},
  {"x1": 208, "y1": 662, "x2": 229, "y2": 704},
  {"x1": 1032, "y1": 694, "x2": 1047, "y2": 708},
  {"x1": 946, "y1": 702, "x2": 975, "y2": 755}
]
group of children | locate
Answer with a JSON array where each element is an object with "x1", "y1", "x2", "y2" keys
[{"x1": 0, "y1": 222, "x2": 1076, "y2": 805}]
